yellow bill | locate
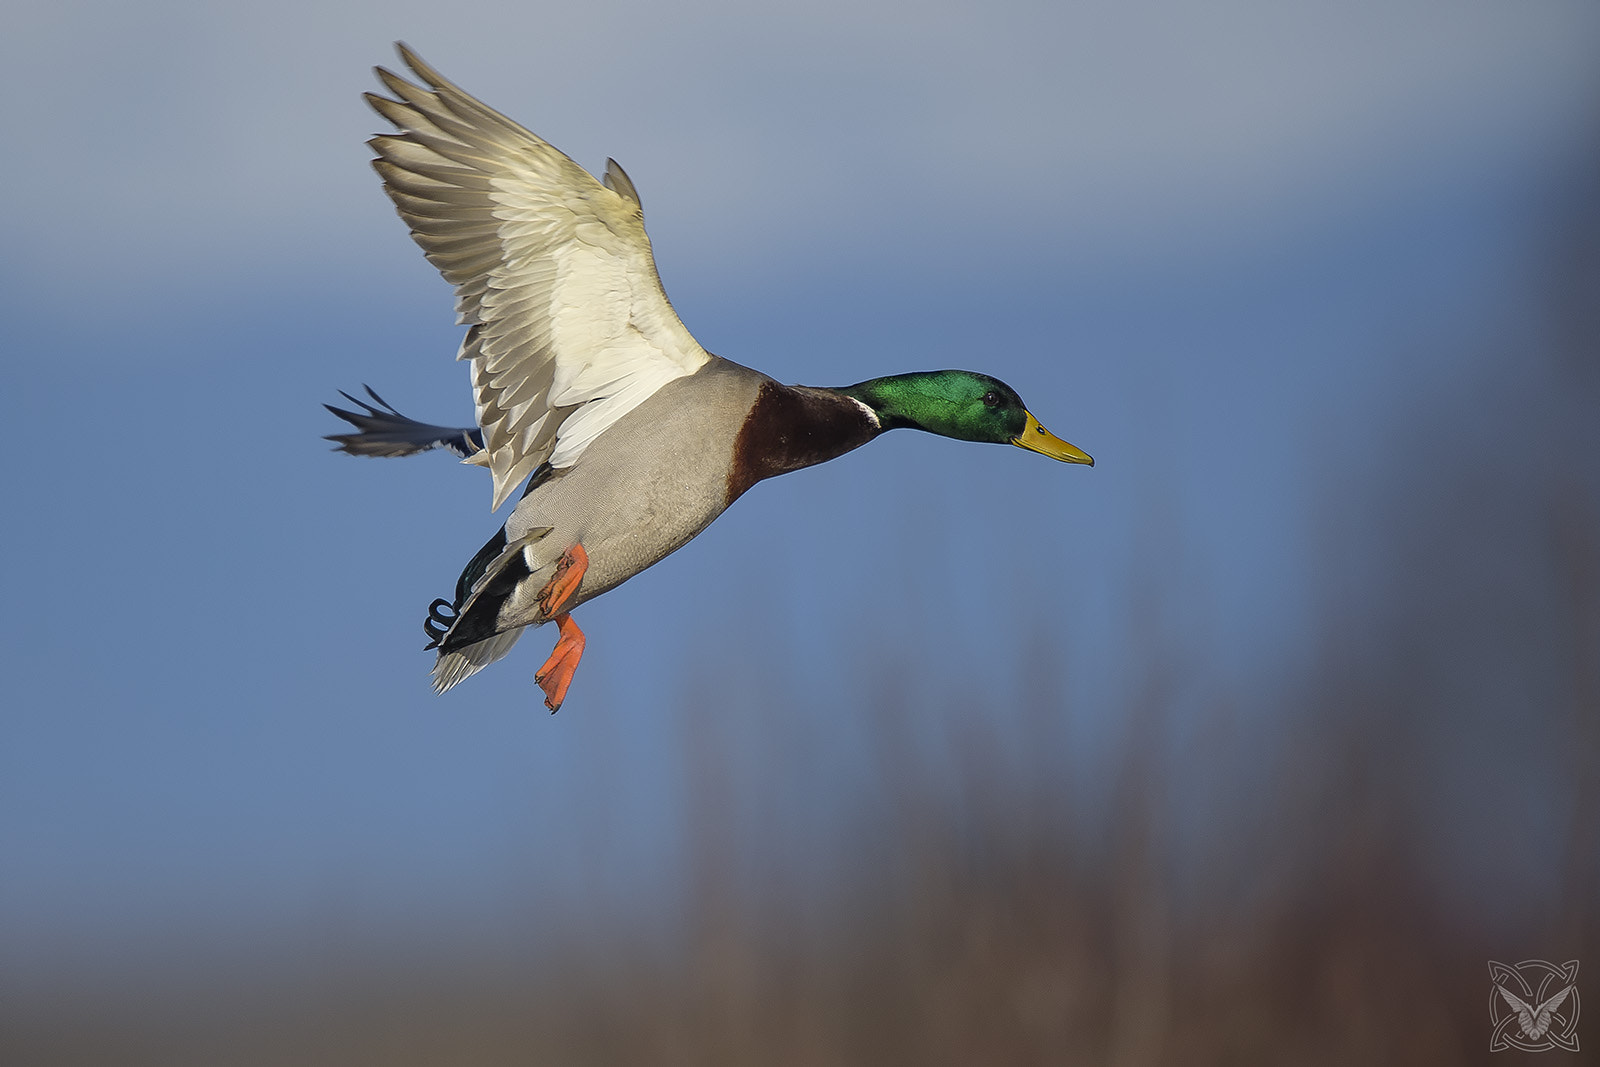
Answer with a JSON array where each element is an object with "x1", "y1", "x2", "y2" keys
[{"x1": 1012, "y1": 411, "x2": 1093, "y2": 465}]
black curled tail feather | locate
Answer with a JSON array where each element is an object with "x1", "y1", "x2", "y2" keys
[
  {"x1": 438, "y1": 548, "x2": 531, "y2": 653},
  {"x1": 420, "y1": 523, "x2": 558, "y2": 655},
  {"x1": 423, "y1": 599, "x2": 457, "y2": 649},
  {"x1": 419, "y1": 467, "x2": 557, "y2": 651},
  {"x1": 422, "y1": 525, "x2": 552, "y2": 694},
  {"x1": 421, "y1": 524, "x2": 508, "y2": 649}
]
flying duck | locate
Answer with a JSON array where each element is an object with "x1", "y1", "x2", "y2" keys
[{"x1": 328, "y1": 44, "x2": 1093, "y2": 711}]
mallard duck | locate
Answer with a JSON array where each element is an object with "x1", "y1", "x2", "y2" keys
[{"x1": 328, "y1": 44, "x2": 1093, "y2": 711}]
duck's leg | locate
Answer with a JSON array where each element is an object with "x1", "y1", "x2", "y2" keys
[
  {"x1": 538, "y1": 543, "x2": 588, "y2": 618},
  {"x1": 534, "y1": 544, "x2": 589, "y2": 712},
  {"x1": 535, "y1": 613, "x2": 586, "y2": 712}
]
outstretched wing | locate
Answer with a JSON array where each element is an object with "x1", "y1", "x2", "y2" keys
[
  {"x1": 1497, "y1": 985, "x2": 1537, "y2": 1037},
  {"x1": 1532, "y1": 985, "x2": 1573, "y2": 1039},
  {"x1": 367, "y1": 43, "x2": 711, "y2": 509}
]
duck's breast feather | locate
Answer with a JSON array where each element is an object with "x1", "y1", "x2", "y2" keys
[{"x1": 502, "y1": 358, "x2": 769, "y2": 612}]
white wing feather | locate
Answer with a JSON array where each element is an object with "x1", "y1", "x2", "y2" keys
[
  {"x1": 367, "y1": 44, "x2": 711, "y2": 508},
  {"x1": 1498, "y1": 985, "x2": 1536, "y2": 1036},
  {"x1": 1532, "y1": 985, "x2": 1573, "y2": 1039}
]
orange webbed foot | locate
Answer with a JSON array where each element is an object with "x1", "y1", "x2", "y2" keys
[
  {"x1": 534, "y1": 612, "x2": 586, "y2": 713},
  {"x1": 538, "y1": 543, "x2": 589, "y2": 618}
]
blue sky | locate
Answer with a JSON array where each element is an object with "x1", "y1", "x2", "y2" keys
[{"x1": 3, "y1": 0, "x2": 1598, "y2": 982}]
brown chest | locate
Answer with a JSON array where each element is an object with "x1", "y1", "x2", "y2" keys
[{"x1": 726, "y1": 383, "x2": 881, "y2": 503}]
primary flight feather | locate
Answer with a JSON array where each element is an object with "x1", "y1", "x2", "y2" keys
[{"x1": 328, "y1": 43, "x2": 1093, "y2": 711}]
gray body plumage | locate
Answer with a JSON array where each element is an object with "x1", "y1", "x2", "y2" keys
[{"x1": 430, "y1": 358, "x2": 770, "y2": 688}]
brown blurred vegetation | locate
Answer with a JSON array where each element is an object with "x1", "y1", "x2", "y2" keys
[{"x1": 6, "y1": 136, "x2": 1598, "y2": 1067}]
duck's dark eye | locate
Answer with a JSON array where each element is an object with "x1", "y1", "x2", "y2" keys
[{"x1": 981, "y1": 391, "x2": 1001, "y2": 407}]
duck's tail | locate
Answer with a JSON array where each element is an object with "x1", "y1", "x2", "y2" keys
[
  {"x1": 423, "y1": 525, "x2": 555, "y2": 693},
  {"x1": 431, "y1": 629, "x2": 523, "y2": 693}
]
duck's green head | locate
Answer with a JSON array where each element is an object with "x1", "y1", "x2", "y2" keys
[{"x1": 838, "y1": 370, "x2": 1093, "y2": 465}]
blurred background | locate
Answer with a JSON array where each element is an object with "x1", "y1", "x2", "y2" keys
[{"x1": 2, "y1": 1, "x2": 1597, "y2": 1062}]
